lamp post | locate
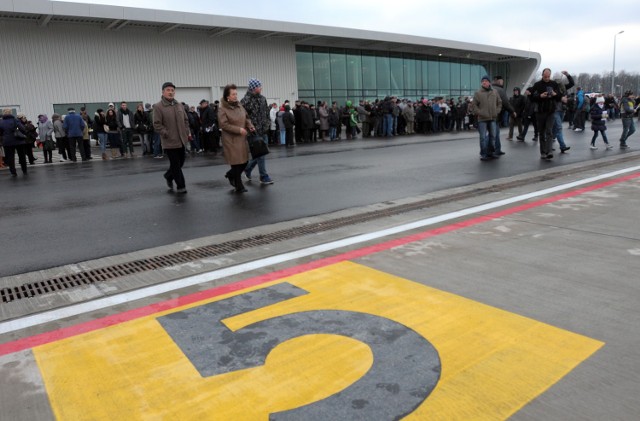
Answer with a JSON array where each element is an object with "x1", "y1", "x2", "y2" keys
[{"x1": 612, "y1": 30, "x2": 624, "y2": 94}]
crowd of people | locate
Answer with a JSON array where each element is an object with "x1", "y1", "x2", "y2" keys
[
  {"x1": 1, "y1": 73, "x2": 638, "y2": 180},
  {"x1": 469, "y1": 70, "x2": 639, "y2": 161}
]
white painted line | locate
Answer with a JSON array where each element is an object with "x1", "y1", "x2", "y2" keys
[{"x1": 1, "y1": 165, "x2": 639, "y2": 335}]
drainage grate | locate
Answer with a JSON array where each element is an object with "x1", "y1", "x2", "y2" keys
[{"x1": 1, "y1": 156, "x2": 636, "y2": 304}]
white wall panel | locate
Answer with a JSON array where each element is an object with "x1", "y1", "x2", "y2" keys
[{"x1": 0, "y1": 21, "x2": 298, "y2": 117}]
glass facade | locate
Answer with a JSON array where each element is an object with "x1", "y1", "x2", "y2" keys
[{"x1": 296, "y1": 46, "x2": 507, "y2": 106}]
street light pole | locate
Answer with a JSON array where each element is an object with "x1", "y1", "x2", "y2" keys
[{"x1": 612, "y1": 30, "x2": 624, "y2": 94}]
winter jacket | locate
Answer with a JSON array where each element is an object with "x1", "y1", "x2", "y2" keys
[
  {"x1": 240, "y1": 91, "x2": 269, "y2": 135},
  {"x1": 152, "y1": 96, "x2": 190, "y2": 149},
  {"x1": 530, "y1": 79, "x2": 561, "y2": 114},
  {"x1": 52, "y1": 114, "x2": 66, "y2": 139},
  {"x1": 0, "y1": 115, "x2": 26, "y2": 147},
  {"x1": 217, "y1": 97, "x2": 254, "y2": 165},
  {"x1": 590, "y1": 105, "x2": 607, "y2": 132},
  {"x1": 317, "y1": 106, "x2": 329, "y2": 131},
  {"x1": 38, "y1": 120, "x2": 54, "y2": 141},
  {"x1": 509, "y1": 94, "x2": 526, "y2": 116},
  {"x1": 472, "y1": 87, "x2": 502, "y2": 122},
  {"x1": 63, "y1": 111, "x2": 86, "y2": 138}
]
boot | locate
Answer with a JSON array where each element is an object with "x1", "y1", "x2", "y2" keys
[
  {"x1": 111, "y1": 149, "x2": 117, "y2": 159},
  {"x1": 102, "y1": 152, "x2": 107, "y2": 160}
]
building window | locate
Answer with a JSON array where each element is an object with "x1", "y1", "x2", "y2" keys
[{"x1": 296, "y1": 48, "x2": 492, "y2": 104}]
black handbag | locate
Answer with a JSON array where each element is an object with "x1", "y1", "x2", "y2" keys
[{"x1": 248, "y1": 135, "x2": 269, "y2": 159}]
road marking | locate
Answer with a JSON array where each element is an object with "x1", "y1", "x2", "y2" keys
[
  {"x1": 0, "y1": 166, "x2": 639, "y2": 348},
  {"x1": 32, "y1": 262, "x2": 603, "y2": 420}
]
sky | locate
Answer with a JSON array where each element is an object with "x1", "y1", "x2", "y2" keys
[{"x1": 58, "y1": 0, "x2": 640, "y2": 76}]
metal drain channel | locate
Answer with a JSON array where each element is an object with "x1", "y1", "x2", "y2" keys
[{"x1": 1, "y1": 156, "x2": 636, "y2": 304}]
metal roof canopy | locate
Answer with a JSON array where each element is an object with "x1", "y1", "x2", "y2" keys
[{"x1": 0, "y1": 0, "x2": 539, "y2": 63}]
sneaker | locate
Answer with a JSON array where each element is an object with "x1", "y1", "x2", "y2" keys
[
  {"x1": 480, "y1": 156, "x2": 491, "y2": 161},
  {"x1": 516, "y1": 136, "x2": 525, "y2": 141},
  {"x1": 574, "y1": 128, "x2": 583, "y2": 132},
  {"x1": 506, "y1": 137, "x2": 513, "y2": 141},
  {"x1": 244, "y1": 171, "x2": 252, "y2": 181},
  {"x1": 60, "y1": 157, "x2": 67, "y2": 162},
  {"x1": 154, "y1": 155, "x2": 164, "y2": 159},
  {"x1": 606, "y1": 144, "x2": 613, "y2": 150},
  {"x1": 260, "y1": 176, "x2": 274, "y2": 185},
  {"x1": 560, "y1": 146, "x2": 571, "y2": 153},
  {"x1": 495, "y1": 151, "x2": 505, "y2": 156},
  {"x1": 620, "y1": 144, "x2": 629, "y2": 149},
  {"x1": 176, "y1": 188, "x2": 187, "y2": 194},
  {"x1": 590, "y1": 145, "x2": 598, "y2": 150}
]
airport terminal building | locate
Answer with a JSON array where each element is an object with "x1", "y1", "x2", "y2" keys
[{"x1": 1, "y1": 0, "x2": 540, "y2": 118}]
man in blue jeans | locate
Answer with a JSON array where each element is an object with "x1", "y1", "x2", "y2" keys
[
  {"x1": 241, "y1": 78, "x2": 273, "y2": 185},
  {"x1": 471, "y1": 75, "x2": 502, "y2": 161}
]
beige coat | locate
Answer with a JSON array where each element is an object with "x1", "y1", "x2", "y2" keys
[
  {"x1": 152, "y1": 97, "x2": 190, "y2": 149},
  {"x1": 218, "y1": 98, "x2": 254, "y2": 165}
]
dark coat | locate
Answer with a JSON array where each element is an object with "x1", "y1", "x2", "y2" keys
[
  {"x1": 0, "y1": 115, "x2": 26, "y2": 147},
  {"x1": 590, "y1": 104, "x2": 607, "y2": 132}
]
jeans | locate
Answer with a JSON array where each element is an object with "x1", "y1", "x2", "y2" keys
[
  {"x1": 98, "y1": 133, "x2": 108, "y2": 154},
  {"x1": 620, "y1": 117, "x2": 636, "y2": 145},
  {"x1": 493, "y1": 120, "x2": 503, "y2": 153},
  {"x1": 121, "y1": 128, "x2": 134, "y2": 154},
  {"x1": 152, "y1": 132, "x2": 162, "y2": 156},
  {"x1": 279, "y1": 129, "x2": 286, "y2": 145},
  {"x1": 245, "y1": 134, "x2": 270, "y2": 180},
  {"x1": 383, "y1": 114, "x2": 393, "y2": 136},
  {"x1": 329, "y1": 127, "x2": 336, "y2": 140},
  {"x1": 477, "y1": 120, "x2": 497, "y2": 158},
  {"x1": 552, "y1": 111, "x2": 567, "y2": 149},
  {"x1": 164, "y1": 146, "x2": 186, "y2": 190}
]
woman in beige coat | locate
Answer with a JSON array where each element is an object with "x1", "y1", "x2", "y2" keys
[{"x1": 218, "y1": 84, "x2": 255, "y2": 193}]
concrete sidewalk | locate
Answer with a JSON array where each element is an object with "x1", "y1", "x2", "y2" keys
[{"x1": 0, "y1": 152, "x2": 638, "y2": 419}]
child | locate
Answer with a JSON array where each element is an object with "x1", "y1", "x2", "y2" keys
[{"x1": 589, "y1": 97, "x2": 612, "y2": 150}]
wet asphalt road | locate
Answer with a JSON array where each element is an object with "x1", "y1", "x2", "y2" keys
[{"x1": 0, "y1": 123, "x2": 631, "y2": 277}]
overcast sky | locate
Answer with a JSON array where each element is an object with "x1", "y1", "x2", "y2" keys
[{"x1": 60, "y1": 0, "x2": 639, "y2": 76}]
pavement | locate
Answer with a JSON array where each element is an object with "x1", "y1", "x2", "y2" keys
[{"x1": 0, "y1": 124, "x2": 639, "y2": 420}]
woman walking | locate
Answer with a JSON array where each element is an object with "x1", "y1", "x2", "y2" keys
[
  {"x1": 589, "y1": 96, "x2": 612, "y2": 150},
  {"x1": 218, "y1": 84, "x2": 255, "y2": 193}
]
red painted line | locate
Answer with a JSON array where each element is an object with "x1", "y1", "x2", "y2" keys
[{"x1": 1, "y1": 172, "x2": 638, "y2": 356}]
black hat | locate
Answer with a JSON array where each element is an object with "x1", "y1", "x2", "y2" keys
[
  {"x1": 624, "y1": 90, "x2": 634, "y2": 96},
  {"x1": 199, "y1": 99, "x2": 209, "y2": 104},
  {"x1": 162, "y1": 82, "x2": 176, "y2": 90}
]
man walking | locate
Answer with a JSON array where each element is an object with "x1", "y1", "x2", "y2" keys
[
  {"x1": 507, "y1": 88, "x2": 525, "y2": 140},
  {"x1": 471, "y1": 75, "x2": 502, "y2": 161},
  {"x1": 491, "y1": 76, "x2": 516, "y2": 156},
  {"x1": 619, "y1": 90, "x2": 637, "y2": 149},
  {"x1": 530, "y1": 68, "x2": 561, "y2": 161},
  {"x1": 153, "y1": 82, "x2": 190, "y2": 194},
  {"x1": 552, "y1": 70, "x2": 575, "y2": 153},
  {"x1": 241, "y1": 78, "x2": 274, "y2": 185}
]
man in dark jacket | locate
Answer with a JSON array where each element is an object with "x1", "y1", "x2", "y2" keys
[
  {"x1": 153, "y1": 82, "x2": 190, "y2": 194},
  {"x1": 530, "y1": 68, "x2": 562, "y2": 160},
  {"x1": 63, "y1": 107, "x2": 86, "y2": 161},
  {"x1": 491, "y1": 76, "x2": 516, "y2": 155},
  {"x1": 507, "y1": 88, "x2": 525, "y2": 140},
  {"x1": 241, "y1": 78, "x2": 273, "y2": 185},
  {"x1": 199, "y1": 99, "x2": 218, "y2": 154}
]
